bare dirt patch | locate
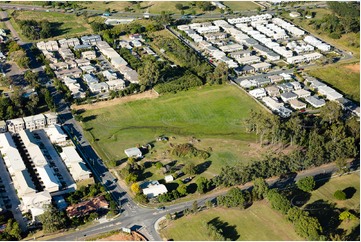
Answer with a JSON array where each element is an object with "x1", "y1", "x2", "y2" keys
[
  {"x1": 96, "y1": 231, "x2": 146, "y2": 241},
  {"x1": 71, "y1": 90, "x2": 159, "y2": 111},
  {"x1": 344, "y1": 63, "x2": 360, "y2": 73}
]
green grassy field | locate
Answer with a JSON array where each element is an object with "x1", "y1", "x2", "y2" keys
[
  {"x1": 306, "y1": 172, "x2": 360, "y2": 210},
  {"x1": 223, "y1": 1, "x2": 259, "y2": 11},
  {"x1": 160, "y1": 202, "x2": 303, "y2": 241},
  {"x1": 81, "y1": 85, "x2": 266, "y2": 175},
  {"x1": 307, "y1": 63, "x2": 360, "y2": 102},
  {"x1": 7, "y1": 10, "x2": 92, "y2": 41}
]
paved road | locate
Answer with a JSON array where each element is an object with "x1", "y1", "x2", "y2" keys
[{"x1": 49, "y1": 162, "x2": 359, "y2": 241}]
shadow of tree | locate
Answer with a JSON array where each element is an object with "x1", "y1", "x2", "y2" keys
[
  {"x1": 83, "y1": 115, "x2": 97, "y2": 122},
  {"x1": 314, "y1": 172, "x2": 332, "y2": 190},
  {"x1": 304, "y1": 199, "x2": 341, "y2": 238},
  {"x1": 208, "y1": 217, "x2": 240, "y2": 240},
  {"x1": 196, "y1": 160, "x2": 212, "y2": 174},
  {"x1": 343, "y1": 187, "x2": 357, "y2": 199}
]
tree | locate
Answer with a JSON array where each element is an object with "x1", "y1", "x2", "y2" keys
[
  {"x1": 155, "y1": 161, "x2": 163, "y2": 169},
  {"x1": 183, "y1": 162, "x2": 197, "y2": 175},
  {"x1": 267, "y1": 189, "x2": 291, "y2": 214},
  {"x1": 24, "y1": 70, "x2": 39, "y2": 87},
  {"x1": 339, "y1": 210, "x2": 357, "y2": 221},
  {"x1": 293, "y1": 214, "x2": 323, "y2": 240},
  {"x1": 131, "y1": 182, "x2": 141, "y2": 194},
  {"x1": 252, "y1": 177, "x2": 269, "y2": 200},
  {"x1": 175, "y1": 3, "x2": 183, "y2": 10},
  {"x1": 335, "y1": 158, "x2": 348, "y2": 174},
  {"x1": 138, "y1": 56, "x2": 160, "y2": 87},
  {"x1": 319, "y1": 101, "x2": 342, "y2": 124},
  {"x1": 196, "y1": 176, "x2": 211, "y2": 194},
  {"x1": 192, "y1": 200, "x2": 198, "y2": 213},
  {"x1": 296, "y1": 176, "x2": 316, "y2": 192},
  {"x1": 177, "y1": 183, "x2": 187, "y2": 196},
  {"x1": 4, "y1": 219, "x2": 21, "y2": 240},
  {"x1": 38, "y1": 205, "x2": 66, "y2": 233},
  {"x1": 205, "y1": 200, "x2": 213, "y2": 208},
  {"x1": 334, "y1": 190, "x2": 346, "y2": 200},
  {"x1": 207, "y1": 62, "x2": 229, "y2": 84}
]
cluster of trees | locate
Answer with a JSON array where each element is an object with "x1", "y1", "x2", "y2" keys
[
  {"x1": 0, "y1": 219, "x2": 22, "y2": 240},
  {"x1": 296, "y1": 176, "x2": 316, "y2": 192},
  {"x1": 17, "y1": 20, "x2": 54, "y2": 40},
  {"x1": 206, "y1": 62, "x2": 229, "y2": 85},
  {"x1": 217, "y1": 187, "x2": 251, "y2": 209},
  {"x1": 204, "y1": 221, "x2": 226, "y2": 241},
  {"x1": 119, "y1": 157, "x2": 145, "y2": 185},
  {"x1": 119, "y1": 48, "x2": 142, "y2": 70},
  {"x1": 38, "y1": 205, "x2": 67, "y2": 233},
  {"x1": 215, "y1": 103, "x2": 358, "y2": 187},
  {"x1": 108, "y1": 83, "x2": 141, "y2": 100},
  {"x1": 153, "y1": 37, "x2": 213, "y2": 80},
  {"x1": 171, "y1": 143, "x2": 210, "y2": 159},
  {"x1": 309, "y1": 2, "x2": 360, "y2": 39},
  {"x1": 155, "y1": 71, "x2": 203, "y2": 94},
  {"x1": 66, "y1": 183, "x2": 106, "y2": 205},
  {"x1": 7, "y1": 41, "x2": 30, "y2": 69}
]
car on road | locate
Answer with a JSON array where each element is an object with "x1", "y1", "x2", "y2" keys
[{"x1": 156, "y1": 206, "x2": 165, "y2": 211}]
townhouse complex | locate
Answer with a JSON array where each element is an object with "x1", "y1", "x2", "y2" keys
[{"x1": 0, "y1": 113, "x2": 91, "y2": 221}]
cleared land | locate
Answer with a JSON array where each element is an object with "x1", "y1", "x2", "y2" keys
[
  {"x1": 307, "y1": 63, "x2": 360, "y2": 102},
  {"x1": 80, "y1": 85, "x2": 266, "y2": 175},
  {"x1": 7, "y1": 10, "x2": 92, "y2": 41},
  {"x1": 223, "y1": 1, "x2": 259, "y2": 11},
  {"x1": 160, "y1": 202, "x2": 303, "y2": 241},
  {"x1": 306, "y1": 172, "x2": 360, "y2": 210}
]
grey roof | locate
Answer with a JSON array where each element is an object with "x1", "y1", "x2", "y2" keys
[
  {"x1": 244, "y1": 38, "x2": 258, "y2": 45},
  {"x1": 304, "y1": 96, "x2": 326, "y2": 107},
  {"x1": 240, "y1": 65, "x2": 255, "y2": 71},
  {"x1": 255, "y1": 77, "x2": 271, "y2": 85},
  {"x1": 74, "y1": 44, "x2": 91, "y2": 50},
  {"x1": 281, "y1": 92, "x2": 297, "y2": 99}
]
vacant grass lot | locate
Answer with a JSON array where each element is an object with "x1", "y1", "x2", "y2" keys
[
  {"x1": 223, "y1": 1, "x2": 259, "y2": 11},
  {"x1": 160, "y1": 202, "x2": 303, "y2": 241},
  {"x1": 307, "y1": 63, "x2": 360, "y2": 102},
  {"x1": 7, "y1": 10, "x2": 92, "y2": 41},
  {"x1": 81, "y1": 85, "x2": 265, "y2": 174},
  {"x1": 306, "y1": 172, "x2": 360, "y2": 210}
]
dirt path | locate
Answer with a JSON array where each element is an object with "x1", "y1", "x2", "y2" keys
[
  {"x1": 71, "y1": 90, "x2": 159, "y2": 111},
  {"x1": 344, "y1": 63, "x2": 360, "y2": 73}
]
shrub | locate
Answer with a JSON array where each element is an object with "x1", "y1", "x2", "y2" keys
[
  {"x1": 334, "y1": 190, "x2": 346, "y2": 200},
  {"x1": 296, "y1": 176, "x2": 316, "y2": 192}
]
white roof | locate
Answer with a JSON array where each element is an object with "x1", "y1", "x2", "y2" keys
[
  {"x1": 68, "y1": 162, "x2": 91, "y2": 181},
  {"x1": 143, "y1": 184, "x2": 168, "y2": 198},
  {"x1": 124, "y1": 147, "x2": 142, "y2": 157},
  {"x1": 293, "y1": 89, "x2": 311, "y2": 97},
  {"x1": 14, "y1": 170, "x2": 36, "y2": 196},
  {"x1": 7, "y1": 117, "x2": 24, "y2": 125},
  {"x1": 61, "y1": 146, "x2": 83, "y2": 164},
  {"x1": 19, "y1": 129, "x2": 47, "y2": 167},
  {"x1": 45, "y1": 124, "x2": 67, "y2": 143},
  {"x1": 23, "y1": 190, "x2": 51, "y2": 211},
  {"x1": 0, "y1": 133, "x2": 26, "y2": 172},
  {"x1": 37, "y1": 165, "x2": 60, "y2": 192}
]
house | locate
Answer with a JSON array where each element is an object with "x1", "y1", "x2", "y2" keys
[
  {"x1": 237, "y1": 65, "x2": 255, "y2": 75},
  {"x1": 58, "y1": 47, "x2": 74, "y2": 60},
  {"x1": 255, "y1": 77, "x2": 271, "y2": 87},
  {"x1": 0, "y1": 120, "x2": 7, "y2": 133},
  {"x1": 289, "y1": 81, "x2": 302, "y2": 90},
  {"x1": 219, "y1": 44, "x2": 244, "y2": 53},
  {"x1": 63, "y1": 77, "x2": 85, "y2": 99},
  {"x1": 88, "y1": 82, "x2": 108, "y2": 93},
  {"x1": 124, "y1": 147, "x2": 142, "y2": 158},
  {"x1": 54, "y1": 68, "x2": 82, "y2": 79},
  {"x1": 106, "y1": 79, "x2": 125, "y2": 90},
  {"x1": 204, "y1": 32, "x2": 227, "y2": 41},
  {"x1": 60, "y1": 146, "x2": 91, "y2": 181},
  {"x1": 75, "y1": 58, "x2": 91, "y2": 67},
  {"x1": 83, "y1": 73, "x2": 99, "y2": 85},
  {"x1": 219, "y1": 56, "x2": 238, "y2": 68},
  {"x1": 289, "y1": 99, "x2": 307, "y2": 110},
  {"x1": 0, "y1": 133, "x2": 26, "y2": 176},
  {"x1": 74, "y1": 44, "x2": 92, "y2": 51},
  {"x1": 23, "y1": 114, "x2": 46, "y2": 131},
  {"x1": 6, "y1": 118, "x2": 25, "y2": 133},
  {"x1": 211, "y1": 1, "x2": 226, "y2": 9},
  {"x1": 229, "y1": 50, "x2": 252, "y2": 59},
  {"x1": 14, "y1": 170, "x2": 36, "y2": 196},
  {"x1": 141, "y1": 181, "x2": 168, "y2": 198},
  {"x1": 318, "y1": 86, "x2": 343, "y2": 100},
  {"x1": 304, "y1": 96, "x2": 326, "y2": 108},
  {"x1": 280, "y1": 73, "x2": 293, "y2": 80},
  {"x1": 277, "y1": 106, "x2": 293, "y2": 118},
  {"x1": 249, "y1": 88, "x2": 267, "y2": 99},
  {"x1": 289, "y1": 11, "x2": 301, "y2": 18},
  {"x1": 45, "y1": 113, "x2": 58, "y2": 125},
  {"x1": 262, "y1": 96, "x2": 284, "y2": 111},
  {"x1": 132, "y1": 40, "x2": 142, "y2": 47},
  {"x1": 293, "y1": 89, "x2": 311, "y2": 98},
  {"x1": 45, "y1": 124, "x2": 67, "y2": 144},
  {"x1": 82, "y1": 50, "x2": 96, "y2": 60},
  {"x1": 129, "y1": 34, "x2": 143, "y2": 40},
  {"x1": 287, "y1": 55, "x2": 305, "y2": 64},
  {"x1": 80, "y1": 65, "x2": 97, "y2": 74},
  {"x1": 81, "y1": 35, "x2": 101, "y2": 45},
  {"x1": 251, "y1": 62, "x2": 271, "y2": 72},
  {"x1": 22, "y1": 191, "x2": 52, "y2": 221},
  {"x1": 66, "y1": 196, "x2": 109, "y2": 218},
  {"x1": 165, "y1": 175, "x2": 174, "y2": 183},
  {"x1": 306, "y1": 77, "x2": 326, "y2": 90},
  {"x1": 239, "y1": 79, "x2": 257, "y2": 89},
  {"x1": 265, "y1": 85, "x2": 280, "y2": 97},
  {"x1": 58, "y1": 38, "x2": 80, "y2": 48},
  {"x1": 120, "y1": 66, "x2": 139, "y2": 83},
  {"x1": 278, "y1": 82, "x2": 294, "y2": 92},
  {"x1": 280, "y1": 92, "x2": 298, "y2": 102},
  {"x1": 267, "y1": 75, "x2": 283, "y2": 83},
  {"x1": 236, "y1": 55, "x2": 260, "y2": 65}
]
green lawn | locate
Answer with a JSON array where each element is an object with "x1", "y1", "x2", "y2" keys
[
  {"x1": 307, "y1": 63, "x2": 360, "y2": 102},
  {"x1": 223, "y1": 1, "x2": 259, "y2": 11},
  {"x1": 81, "y1": 85, "x2": 266, "y2": 174},
  {"x1": 7, "y1": 10, "x2": 93, "y2": 41},
  {"x1": 306, "y1": 172, "x2": 360, "y2": 211},
  {"x1": 160, "y1": 202, "x2": 303, "y2": 241}
]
